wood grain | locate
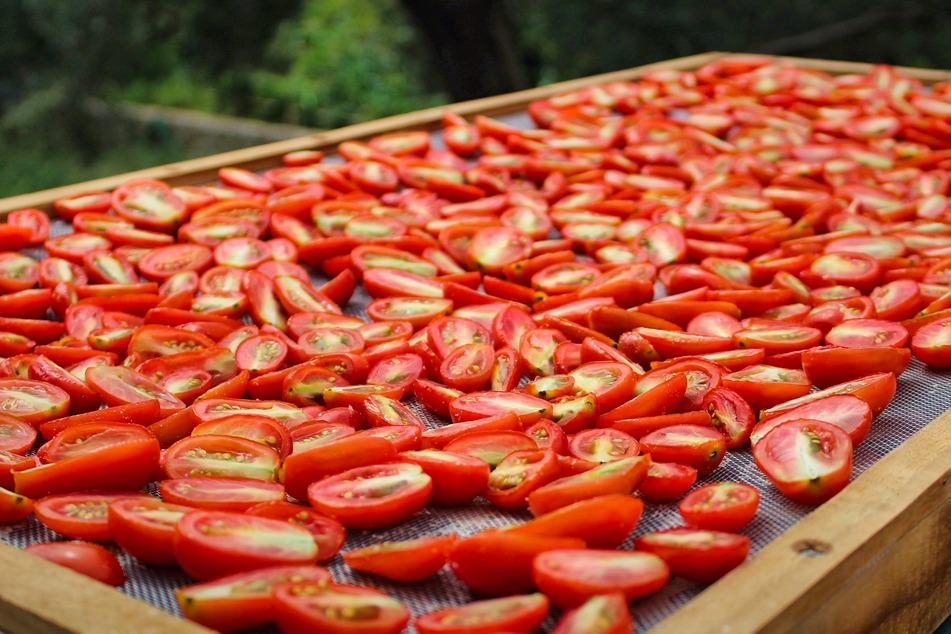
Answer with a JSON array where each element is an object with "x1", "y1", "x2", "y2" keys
[
  {"x1": 649, "y1": 406, "x2": 951, "y2": 634},
  {"x1": 0, "y1": 544, "x2": 211, "y2": 634}
]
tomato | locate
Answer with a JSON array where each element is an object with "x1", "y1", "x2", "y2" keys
[
  {"x1": 400, "y1": 449, "x2": 491, "y2": 506},
  {"x1": 307, "y1": 462, "x2": 432, "y2": 529},
  {"x1": 638, "y1": 461, "x2": 698, "y2": 501},
  {"x1": 801, "y1": 346, "x2": 911, "y2": 388},
  {"x1": 416, "y1": 593, "x2": 550, "y2": 634},
  {"x1": 174, "y1": 509, "x2": 318, "y2": 580},
  {"x1": 280, "y1": 434, "x2": 396, "y2": 501},
  {"x1": 635, "y1": 358, "x2": 722, "y2": 411},
  {"x1": 343, "y1": 533, "x2": 457, "y2": 582},
  {"x1": 551, "y1": 593, "x2": 633, "y2": 634},
  {"x1": 634, "y1": 528, "x2": 750, "y2": 583},
  {"x1": 527, "y1": 454, "x2": 650, "y2": 516},
  {"x1": 679, "y1": 481, "x2": 761, "y2": 531},
  {"x1": 86, "y1": 366, "x2": 185, "y2": 418},
  {"x1": 0, "y1": 412, "x2": 37, "y2": 454},
  {"x1": 246, "y1": 501, "x2": 346, "y2": 563},
  {"x1": 443, "y1": 430, "x2": 536, "y2": 468},
  {"x1": 108, "y1": 497, "x2": 193, "y2": 566},
  {"x1": 24, "y1": 541, "x2": 125, "y2": 586},
  {"x1": 112, "y1": 178, "x2": 188, "y2": 232},
  {"x1": 0, "y1": 378, "x2": 70, "y2": 426},
  {"x1": 509, "y1": 493, "x2": 643, "y2": 548},
  {"x1": 273, "y1": 582, "x2": 410, "y2": 634},
  {"x1": 438, "y1": 342, "x2": 494, "y2": 392},
  {"x1": 721, "y1": 364, "x2": 812, "y2": 413},
  {"x1": 568, "y1": 428, "x2": 639, "y2": 464},
  {"x1": 0, "y1": 485, "x2": 34, "y2": 524},
  {"x1": 0, "y1": 252, "x2": 40, "y2": 294},
  {"x1": 162, "y1": 434, "x2": 281, "y2": 481},
  {"x1": 484, "y1": 448, "x2": 561, "y2": 510},
  {"x1": 702, "y1": 386, "x2": 755, "y2": 448},
  {"x1": 176, "y1": 565, "x2": 332, "y2": 633},
  {"x1": 911, "y1": 317, "x2": 951, "y2": 368},
  {"x1": 34, "y1": 491, "x2": 152, "y2": 542},
  {"x1": 137, "y1": 243, "x2": 214, "y2": 281},
  {"x1": 15, "y1": 423, "x2": 160, "y2": 498},
  {"x1": 760, "y1": 371, "x2": 896, "y2": 419},
  {"x1": 159, "y1": 476, "x2": 285, "y2": 512},
  {"x1": 450, "y1": 390, "x2": 553, "y2": 425},
  {"x1": 638, "y1": 424, "x2": 726, "y2": 476},
  {"x1": 533, "y1": 549, "x2": 670, "y2": 608},
  {"x1": 824, "y1": 318, "x2": 909, "y2": 348},
  {"x1": 448, "y1": 530, "x2": 585, "y2": 595}
]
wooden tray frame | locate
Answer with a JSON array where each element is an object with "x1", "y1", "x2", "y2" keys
[{"x1": 1, "y1": 51, "x2": 950, "y2": 634}]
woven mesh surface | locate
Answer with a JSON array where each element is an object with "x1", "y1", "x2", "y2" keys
[{"x1": 2, "y1": 110, "x2": 950, "y2": 633}]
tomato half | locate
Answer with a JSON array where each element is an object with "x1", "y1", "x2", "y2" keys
[
  {"x1": 533, "y1": 549, "x2": 670, "y2": 608},
  {"x1": 174, "y1": 510, "x2": 318, "y2": 580},
  {"x1": 416, "y1": 593, "x2": 550, "y2": 634},
  {"x1": 634, "y1": 527, "x2": 750, "y2": 583},
  {"x1": 108, "y1": 497, "x2": 193, "y2": 566},
  {"x1": 25, "y1": 541, "x2": 126, "y2": 586},
  {"x1": 679, "y1": 481, "x2": 761, "y2": 531},
  {"x1": 343, "y1": 534, "x2": 457, "y2": 582},
  {"x1": 273, "y1": 582, "x2": 410, "y2": 634}
]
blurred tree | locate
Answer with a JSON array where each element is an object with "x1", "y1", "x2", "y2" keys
[{"x1": 397, "y1": 0, "x2": 529, "y2": 100}]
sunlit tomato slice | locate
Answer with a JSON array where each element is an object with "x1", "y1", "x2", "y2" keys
[
  {"x1": 527, "y1": 454, "x2": 650, "y2": 516},
  {"x1": 679, "y1": 481, "x2": 760, "y2": 531},
  {"x1": 759, "y1": 371, "x2": 896, "y2": 419},
  {"x1": 634, "y1": 527, "x2": 750, "y2": 583},
  {"x1": 568, "y1": 428, "x2": 639, "y2": 464},
  {"x1": 159, "y1": 476, "x2": 285, "y2": 512},
  {"x1": 824, "y1": 318, "x2": 909, "y2": 348},
  {"x1": 0, "y1": 252, "x2": 40, "y2": 295},
  {"x1": 245, "y1": 500, "x2": 345, "y2": 563},
  {"x1": 416, "y1": 593, "x2": 550, "y2": 634},
  {"x1": 635, "y1": 359, "x2": 722, "y2": 412},
  {"x1": 15, "y1": 423, "x2": 160, "y2": 498},
  {"x1": 163, "y1": 434, "x2": 280, "y2": 481},
  {"x1": 533, "y1": 549, "x2": 669, "y2": 609},
  {"x1": 112, "y1": 179, "x2": 188, "y2": 233},
  {"x1": 437, "y1": 342, "x2": 494, "y2": 392},
  {"x1": 449, "y1": 390, "x2": 553, "y2": 425},
  {"x1": 400, "y1": 448, "x2": 491, "y2": 506},
  {"x1": 0, "y1": 485, "x2": 34, "y2": 524},
  {"x1": 174, "y1": 509, "x2": 318, "y2": 580},
  {"x1": 467, "y1": 226, "x2": 534, "y2": 275},
  {"x1": 801, "y1": 346, "x2": 910, "y2": 388},
  {"x1": 176, "y1": 565, "x2": 332, "y2": 633},
  {"x1": 0, "y1": 412, "x2": 38, "y2": 454},
  {"x1": 721, "y1": 364, "x2": 812, "y2": 413},
  {"x1": 273, "y1": 582, "x2": 410, "y2": 634},
  {"x1": 702, "y1": 387, "x2": 755, "y2": 448},
  {"x1": 33, "y1": 491, "x2": 152, "y2": 542},
  {"x1": 803, "y1": 252, "x2": 881, "y2": 294},
  {"x1": 25, "y1": 541, "x2": 126, "y2": 586},
  {"x1": 108, "y1": 497, "x2": 193, "y2": 566},
  {"x1": 343, "y1": 533, "x2": 457, "y2": 582},
  {"x1": 639, "y1": 424, "x2": 726, "y2": 476},
  {"x1": 483, "y1": 448, "x2": 561, "y2": 510},
  {"x1": 366, "y1": 296, "x2": 453, "y2": 329},
  {"x1": 733, "y1": 325, "x2": 824, "y2": 356},
  {"x1": 427, "y1": 315, "x2": 492, "y2": 359},
  {"x1": 443, "y1": 430, "x2": 536, "y2": 470},
  {"x1": 307, "y1": 462, "x2": 432, "y2": 529},
  {"x1": 0, "y1": 378, "x2": 71, "y2": 426},
  {"x1": 911, "y1": 317, "x2": 951, "y2": 368},
  {"x1": 753, "y1": 418, "x2": 853, "y2": 505},
  {"x1": 509, "y1": 493, "x2": 644, "y2": 548},
  {"x1": 137, "y1": 243, "x2": 214, "y2": 281},
  {"x1": 551, "y1": 592, "x2": 632, "y2": 634},
  {"x1": 85, "y1": 366, "x2": 185, "y2": 418}
]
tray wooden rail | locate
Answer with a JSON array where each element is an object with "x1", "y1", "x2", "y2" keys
[{"x1": 1, "y1": 51, "x2": 950, "y2": 634}]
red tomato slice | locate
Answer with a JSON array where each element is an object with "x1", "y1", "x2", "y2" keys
[
  {"x1": 527, "y1": 455, "x2": 650, "y2": 516},
  {"x1": 0, "y1": 412, "x2": 38, "y2": 454},
  {"x1": 679, "y1": 481, "x2": 761, "y2": 531},
  {"x1": 108, "y1": 497, "x2": 193, "y2": 566},
  {"x1": 568, "y1": 428, "x2": 639, "y2": 464},
  {"x1": 638, "y1": 424, "x2": 726, "y2": 476},
  {"x1": 634, "y1": 527, "x2": 750, "y2": 583},
  {"x1": 25, "y1": 541, "x2": 125, "y2": 586},
  {"x1": 533, "y1": 548, "x2": 669, "y2": 608},
  {"x1": 163, "y1": 434, "x2": 281, "y2": 481},
  {"x1": 159, "y1": 476, "x2": 285, "y2": 512},
  {"x1": 551, "y1": 592, "x2": 633, "y2": 634},
  {"x1": 174, "y1": 509, "x2": 318, "y2": 580},
  {"x1": 911, "y1": 317, "x2": 951, "y2": 368},
  {"x1": 246, "y1": 501, "x2": 345, "y2": 563},
  {"x1": 273, "y1": 582, "x2": 410, "y2": 634},
  {"x1": 34, "y1": 491, "x2": 152, "y2": 542},
  {"x1": 0, "y1": 485, "x2": 34, "y2": 524},
  {"x1": 801, "y1": 346, "x2": 911, "y2": 388},
  {"x1": 307, "y1": 462, "x2": 432, "y2": 529},
  {"x1": 85, "y1": 366, "x2": 185, "y2": 418},
  {"x1": 343, "y1": 533, "x2": 457, "y2": 582},
  {"x1": 753, "y1": 418, "x2": 853, "y2": 505},
  {"x1": 416, "y1": 593, "x2": 549, "y2": 634},
  {"x1": 176, "y1": 565, "x2": 332, "y2": 633}
]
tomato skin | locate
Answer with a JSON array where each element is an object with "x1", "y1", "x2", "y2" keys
[
  {"x1": 801, "y1": 346, "x2": 911, "y2": 388},
  {"x1": 273, "y1": 582, "x2": 410, "y2": 634},
  {"x1": 280, "y1": 435, "x2": 397, "y2": 502},
  {"x1": 343, "y1": 533, "x2": 457, "y2": 582},
  {"x1": 634, "y1": 527, "x2": 751, "y2": 584},
  {"x1": 679, "y1": 482, "x2": 761, "y2": 531},
  {"x1": 448, "y1": 530, "x2": 586, "y2": 595},
  {"x1": 527, "y1": 454, "x2": 650, "y2": 516},
  {"x1": 509, "y1": 494, "x2": 644, "y2": 549},
  {"x1": 24, "y1": 541, "x2": 126, "y2": 586},
  {"x1": 753, "y1": 419, "x2": 853, "y2": 506},
  {"x1": 415, "y1": 593, "x2": 550, "y2": 634},
  {"x1": 108, "y1": 497, "x2": 193, "y2": 566},
  {"x1": 637, "y1": 461, "x2": 698, "y2": 501},
  {"x1": 400, "y1": 449, "x2": 491, "y2": 506},
  {"x1": 533, "y1": 548, "x2": 670, "y2": 608},
  {"x1": 551, "y1": 592, "x2": 633, "y2": 634},
  {"x1": 306, "y1": 462, "x2": 433, "y2": 529},
  {"x1": 174, "y1": 510, "x2": 318, "y2": 580},
  {"x1": 176, "y1": 565, "x2": 333, "y2": 633}
]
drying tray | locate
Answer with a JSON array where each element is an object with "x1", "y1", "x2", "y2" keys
[{"x1": 0, "y1": 52, "x2": 950, "y2": 634}]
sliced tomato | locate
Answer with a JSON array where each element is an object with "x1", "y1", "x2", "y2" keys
[
  {"x1": 24, "y1": 541, "x2": 125, "y2": 586},
  {"x1": 246, "y1": 501, "x2": 346, "y2": 563},
  {"x1": 679, "y1": 481, "x2": 761, "y2": 531},
  {"x1": 34, "y1": 491, "x2": 152, "y2": 542},
  {"x1": 527, "y1": 454, "x2": 650, "y2": 516},
  {"x1": 416, "y1": 593, "x2": 549, "y2": 634},
  {"x1": 108, "y1": 497, "x2": 193, "y2": 566},
  {"x1": 551, "y1": 593, "x2": 633, "y2": 634},
  {"x1": 638, "y1": 424, "x2": 726, "y2": 476},
  {"x1": 343, "y1": 534, "x2": 457, "y2": 582},
  {"x1": 273, "y1": 582, "x2": 409, "y2": 634},
  {"x1": 159, "y1": 476, "x2": 285, "y2": 512},
  {"x1": 533, "y1": 549, "x2": 669, "y2": 608},
  {"x1": 634, "y1": 527, "x2": 750, "y2": 583}
]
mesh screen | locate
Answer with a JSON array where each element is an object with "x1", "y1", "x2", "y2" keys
[{"x1": 1, "y1": 111, "x2": 949, "y2": 633}]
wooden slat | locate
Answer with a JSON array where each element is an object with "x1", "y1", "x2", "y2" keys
[
  {"x1": 649, "y1": 406, "x2": 951, "y2": 633},
  {"x1": 0, "y1": 51, "x2": 728, "y2": 216},
  {"x1": 0, "y1": 544, "x2": 211, "y2": 634}
]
